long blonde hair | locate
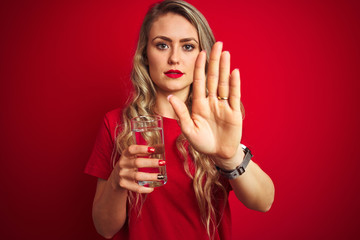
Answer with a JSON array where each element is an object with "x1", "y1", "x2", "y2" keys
[{"x1": 114, "y1": 0, "x2": 233, "y2": 238}]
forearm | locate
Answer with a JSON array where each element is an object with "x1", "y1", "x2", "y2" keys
[
  {"x1": 92, "y1": 173, "x2": 128, "y2": 239},
  {"x1": 230, "y1": 160, "x2": 275, "y2": 212},
  {"x1": 216, "y1": 145, "x2": 275, "y2": 212}
]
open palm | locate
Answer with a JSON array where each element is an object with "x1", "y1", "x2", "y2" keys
[{"x1": 169, "y1": 42, "x2": 243, "y2": 163}]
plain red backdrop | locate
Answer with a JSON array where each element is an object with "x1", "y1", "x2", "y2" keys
[{"x1": 1, "y1": 0, "x2": 359, "y2": 239}]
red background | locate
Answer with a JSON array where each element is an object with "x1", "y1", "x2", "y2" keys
[{"x1": 1, "y1": 0, "x2": 359, "y2": 239}]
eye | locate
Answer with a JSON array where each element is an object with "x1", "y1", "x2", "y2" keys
[
  {"x1": 183, "y1": 44, "x2": 195, "y2": 51},
  {"x1": 156, "y1": 43, "x2": 169, "y2": 50}
]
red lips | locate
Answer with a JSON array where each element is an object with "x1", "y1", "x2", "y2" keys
[{"x1": 165, "y1": 69, "x2": 184, "y2": 78}]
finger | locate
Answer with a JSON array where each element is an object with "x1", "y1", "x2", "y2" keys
[
  {"x1": 229, "y1": 68, "x2": 241, "y2": 111},
  {"x1": 207, "y1": 42, "x2": 223, "y2": 98},
  {"x1": 133, "y1": 172, "x2": 163, "y2": 182},
  {"x1": 218, "y1": 51, "x2": 230, "y2": 99},
  {"x1": 118, "y1": 169, "x2": 155, "y2": 193},
  {"x1": 168, "y1": 94, "x2": 194, "y2": 136},
  {"x1": 120, "y1": 179, "x2": 154, "y2": 194},
  {"x1": 192, "y1": 50, "x2": 207, "y2": 100},
  {"x1": 135, "y1": 186, "x2": 154, "y2": 194},
  {"x1": 134, "y1": 158, "x2": 166, "y2": 168},
  {"x1": 125, "y1": 145, "x2": 156, "y2": 157}
]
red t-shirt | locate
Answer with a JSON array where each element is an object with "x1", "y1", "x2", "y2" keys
[{"x1": 85, "y1": 108, "x2": 233, "y2": 240}]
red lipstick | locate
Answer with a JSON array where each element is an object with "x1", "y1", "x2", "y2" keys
[{"x1": 165, "y1": 69, "x2": 184, "y2": 78}]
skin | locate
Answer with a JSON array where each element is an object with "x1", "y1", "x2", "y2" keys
[
  {"x1": 92, "y1": 13, "x2": 275, "y2": 239},
  {"x1": 146, "y1": 13, "x2": 200, "y2": 118},
  {"x1": 147, "y1": 12, "x2": 200, "y2": 102}
]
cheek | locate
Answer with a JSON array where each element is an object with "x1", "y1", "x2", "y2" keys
[
  {"x1": 147, "y1": 59, "x2": 157, "y2": 78},
  {"x1": 187, "y1": 55, "x2": 199, "y2": 71},
  {"x1": 147, "y1": 52, "x2": 162, "y2": 72}
]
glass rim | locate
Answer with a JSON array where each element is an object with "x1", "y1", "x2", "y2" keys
[{"x1": 131, "y1": 115, "x2": 162, "y2": 123}]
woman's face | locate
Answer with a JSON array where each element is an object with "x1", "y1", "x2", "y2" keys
[{"x1": 146, "y1": 13, "x2": 200, "y2": 98}]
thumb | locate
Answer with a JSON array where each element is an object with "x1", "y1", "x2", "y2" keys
[{"x1": 167, "y1": 95, "x2": 194, "y2": 136}]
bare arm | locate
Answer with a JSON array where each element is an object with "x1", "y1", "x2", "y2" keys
[
  {"x1": 218, "y1": 145, "x2": 274, "y2": 212},
  {"x1": 230, "y1": 161, "x2": 275, "y2": 212},
  {"x1": 92, "y1": 177, "x2": 128, "y2": 239},
  {"x1": 92, "y1": 145, "x2": 162, "y2": 239}
]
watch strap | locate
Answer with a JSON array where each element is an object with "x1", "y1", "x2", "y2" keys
[{"x1": 215, "y1": 144, "x2": 253, "y2": 179}]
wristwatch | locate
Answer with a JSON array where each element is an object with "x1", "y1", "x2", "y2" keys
[{"x1": 215, "y1": 144, "x2": 253, "y2": 179}]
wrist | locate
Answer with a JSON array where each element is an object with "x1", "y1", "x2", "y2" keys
[
  {"x1": 214, "y1": 144, "x2": 244, "y2": 170},
  {"x1": 215, "y1": 144, "x2": 253, "y2": 179}
]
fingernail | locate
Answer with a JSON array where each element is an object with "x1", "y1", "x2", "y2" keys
[
  {"x1": 167, "y1": 95, "x2": 173, "y2": 102},
  {"x1": 159, "y1": 160, "x2": 166, "y2": 166},
  {"x1": 157, "y1": 174, "x2": 165, "y2": 180},
  {"x1": 148, "y1": 147, "x2": 155, "y2": 153}
]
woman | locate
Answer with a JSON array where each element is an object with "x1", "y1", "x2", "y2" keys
[{"x1": 85, "y1": 0, "x2": 275, "y2": 239}]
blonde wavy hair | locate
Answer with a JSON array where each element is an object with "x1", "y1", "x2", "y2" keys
[{"x1": 114, "y1": 0, "x2": 240, "y2": 238}]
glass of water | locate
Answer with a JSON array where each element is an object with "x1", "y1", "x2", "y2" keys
[{"x1": 131, "y1": 115, "x2": 167, "y2": 187}]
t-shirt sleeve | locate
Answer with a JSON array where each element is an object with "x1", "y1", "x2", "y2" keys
[{"x1": 84, "y1": 112, "x2": 118, "y2": 180}]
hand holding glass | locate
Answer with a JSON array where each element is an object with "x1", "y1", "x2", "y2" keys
[{"x1": 131, "y1": 115, "x2": 167, "y2": 187}]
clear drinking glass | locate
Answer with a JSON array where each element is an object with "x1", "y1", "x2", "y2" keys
[{"x1": 131, "y1": 115, "x2": 167, "y2": 187}]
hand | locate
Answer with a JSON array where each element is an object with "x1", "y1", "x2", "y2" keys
[
  {"x1": 168, "y1": 42, "x2": 243, "y2": 168},
  {"x1": 109, "y1": 145, "x2": 165, "y2": 194}
]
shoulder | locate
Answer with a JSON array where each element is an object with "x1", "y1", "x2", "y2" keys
[
  {"x1": 104, "y1": 108, "x2": 122, "y2": 123},
  {"x1": 104, "y1": 108, "x2": 123, "y2": 127},
  {"x1": 100, "y1": 108, "x2": 124, "y2": 140}
]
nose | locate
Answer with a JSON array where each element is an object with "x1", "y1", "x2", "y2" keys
[{"x1": 168, "y1": 48, "x2": 180, "y2": 65}]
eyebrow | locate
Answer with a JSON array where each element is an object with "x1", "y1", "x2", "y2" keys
[{"x1": 152, "y1": 36, "x2": 199, "y2": 44}]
